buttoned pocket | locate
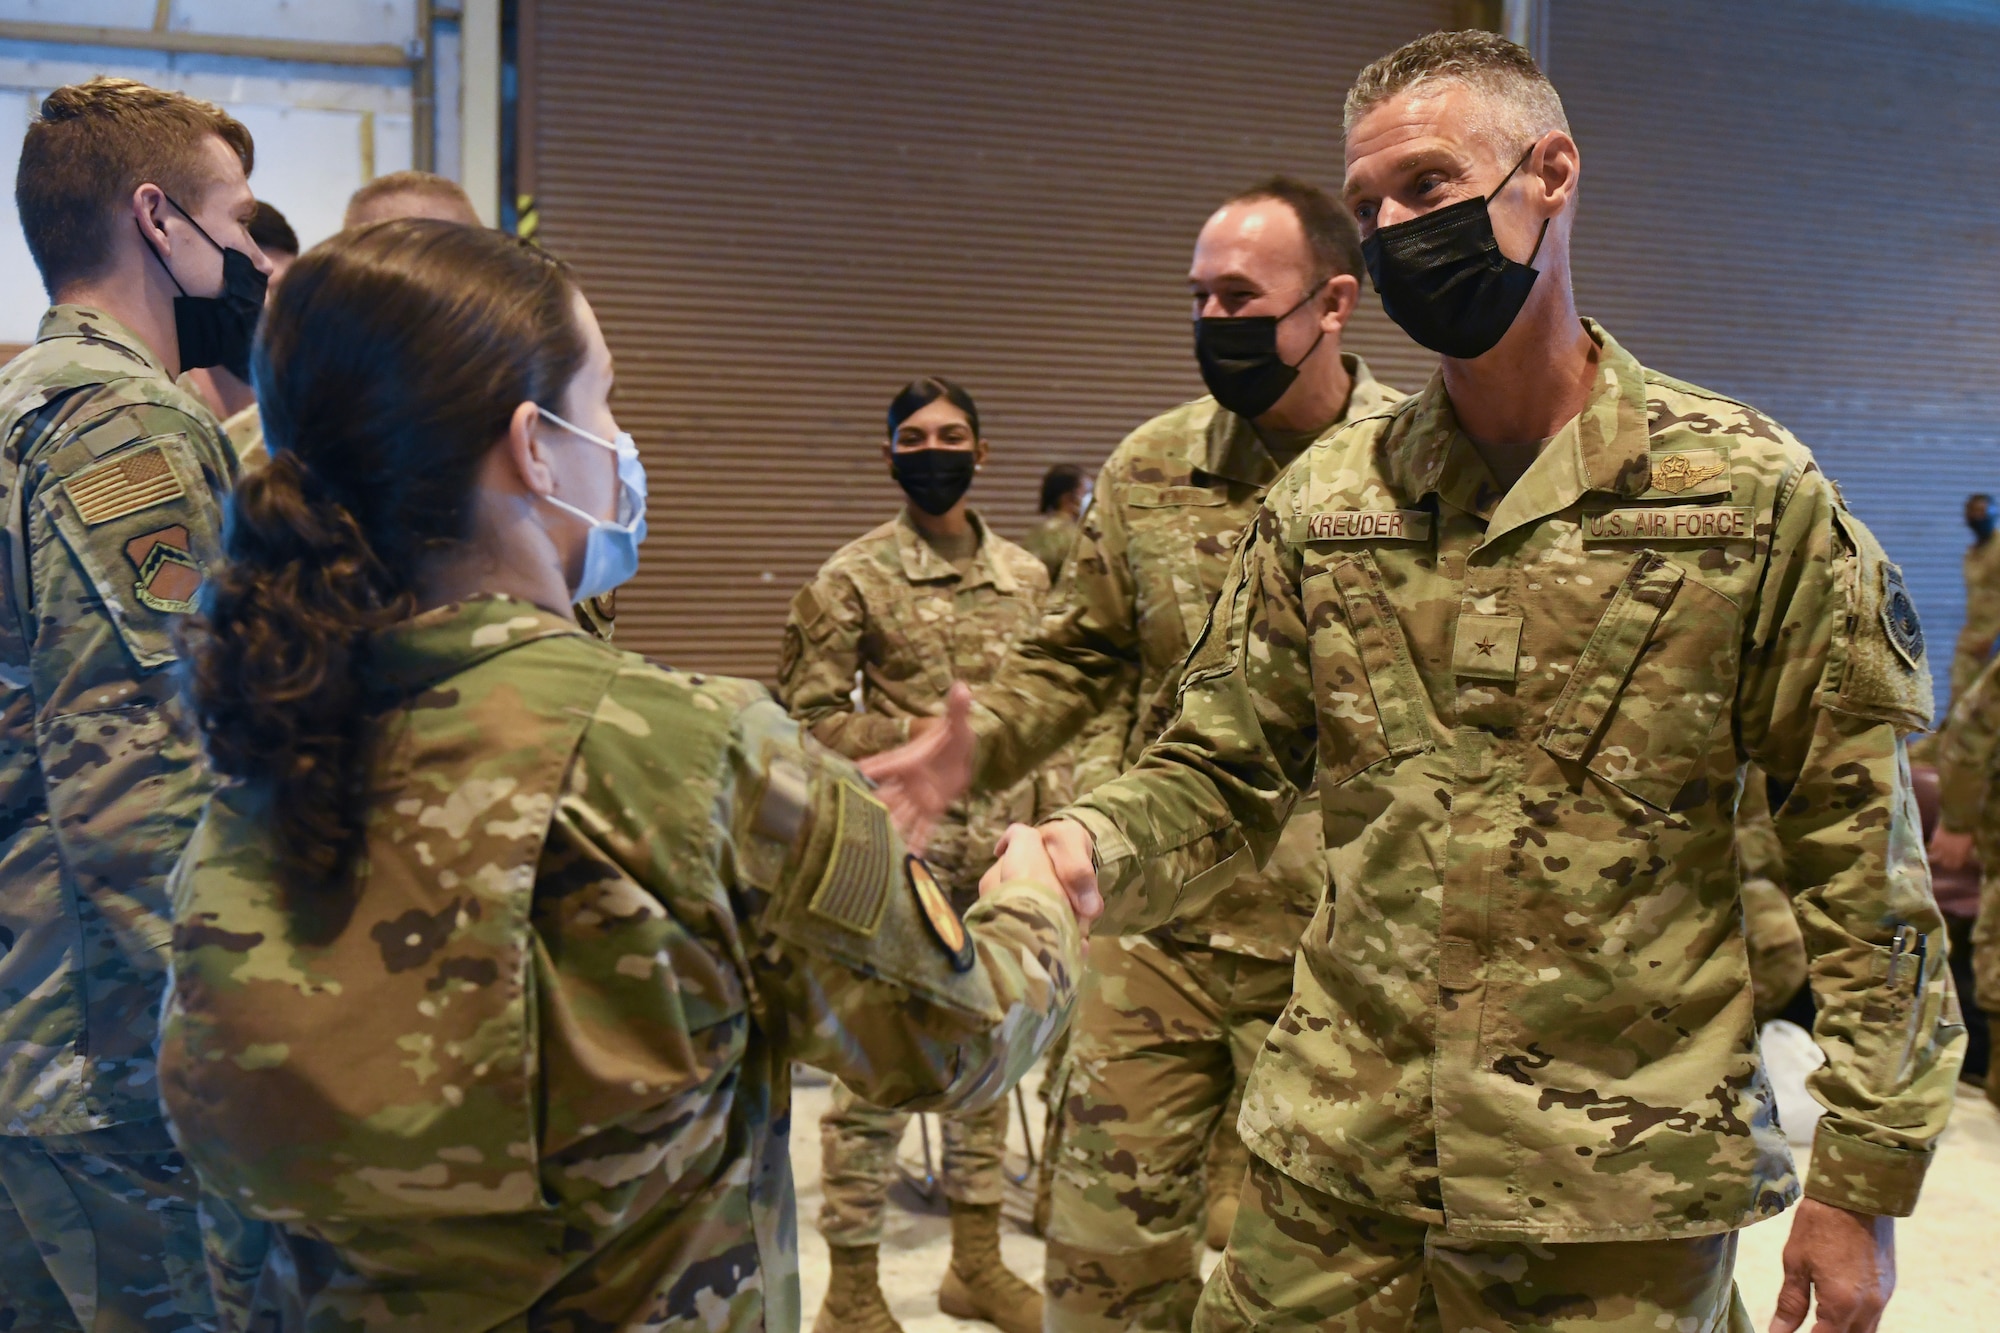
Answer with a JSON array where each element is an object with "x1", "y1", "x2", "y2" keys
[
  {"x1": 1126, "y1": 484, "x2": 1241, "y2": 652},
  {"x1": 1301, "y1": 551, "x2": 1434, "y2": 785},
  {"x1": 1539, "y1": 552, "x2": 1738, "y2": 810}
]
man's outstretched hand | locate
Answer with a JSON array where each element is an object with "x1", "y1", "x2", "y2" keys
[
  {"x1": 1770, "y1": 1199, "x2": 1894, "y2": 1333},
  {"x1": 986, "y1": 820, "x2": 1102, "y2": 929},
  {"x1": 859, "y1": 682, "x2": 975, "y2": 855}
]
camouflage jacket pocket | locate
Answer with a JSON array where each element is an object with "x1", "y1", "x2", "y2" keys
[
  {"x1": 44, "y1": 434, "x2": 220, "y2": 672},
  {"x1": 1125, "y1": 483, "x2": 1242, "y2": 664},
  {"x1": 1303, "y1": 552, "x2": 1434, "y2": 785},
  {"x1": 1540, "y1": 553, "x2": 1738, "y2": 810}
]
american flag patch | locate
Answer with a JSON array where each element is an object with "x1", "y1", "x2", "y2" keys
[{"x1": 66, "y1": 442, "x2": 187, "y2": 526}]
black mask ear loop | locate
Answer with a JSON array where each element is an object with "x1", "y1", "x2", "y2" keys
[
  {"x1": 137, "y1": 193, "x2": 229, "y2": 294},
  {"x1": 1279, "y1": 278, "x2": 1331, "y2": 370},
  {"x1": 1490, "y1": 139, "x2": 1553, "y2": 270},
  {"x1": 136, "y1": 214, "x2": 190, "y2": 297}
]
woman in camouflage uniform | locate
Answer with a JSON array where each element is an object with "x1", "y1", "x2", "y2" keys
[
  {"x1": 779, "y1": 378, "x2": 1066, "y2": 1333},
  {"x1": 155, "y1": 222, "x2": 1081, "y2": 1331}
]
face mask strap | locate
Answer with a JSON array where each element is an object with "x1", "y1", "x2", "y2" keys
[
  {"x1": 537, "y1": 405, "x2": 621, "y2": 454},
  {"x1": 135, "y1": 218, "x2": 190, "y2": 297},
  {"x1": 1490, "y1": 139, "x2": 1553, "y2": 271}
]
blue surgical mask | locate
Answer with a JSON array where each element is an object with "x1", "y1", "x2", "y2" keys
[{"x1": 536, "y1": 407, "x2": 647, "y2": 601}]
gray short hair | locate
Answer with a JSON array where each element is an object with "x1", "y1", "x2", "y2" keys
[{"x1": 1344, "y1": 30, "x2": 1569, "y2": 158}]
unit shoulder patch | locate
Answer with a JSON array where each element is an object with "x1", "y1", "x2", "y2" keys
[
  {"x1": 1582, "y1": 506, "x2": 1753, "y2": 542},
  {"x1": 125, "y1": 524, "x2": 203, "y2": 614},
  {"x1": 1881, "y1": 564, "x2": 1925, "y2": 670},
  {"x1": 907, "y1": 855, "x2": 974, "y2": 972},
  {"x1": 1287, "y1": 509, "x2": 1432, "y2": 544},
  {"x1": 805, "y1": 781, "x2": 895, "y2": 935},
  {"x1": 66, "y1": 439, "x2": 188, "y2": 525}
]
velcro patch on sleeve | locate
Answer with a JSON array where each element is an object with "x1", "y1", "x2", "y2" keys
[
  {"x1": 1287, "y1": 509, "x2": 1432, "y2": 543},
  {"x1": 1582, "y1": 506, "x2": 1752, "y2": 541},
  {"x1": 806, "y1": 780, "x2": 895, "y2": 935},
  {"x1": 65, "y1": 441, "x2": 188, "y2": 526},
  {"x1": 125, "y1": 525, "x2": 203, "y2": 613}
]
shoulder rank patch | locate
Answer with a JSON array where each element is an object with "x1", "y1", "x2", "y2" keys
[
  {"x1": 125, "y1": 525, "x2": 202, "y2": 613},
  {"x1": 806, "y1": 781, "x2": 895, "y2": 935},
  {"x1": 908, "y1": 855, "x2": 974, "y2": 972},
  {"x1": 1582, "y1": 506, "x2": 1752, "y2": 542},
  {"x1": 1882, "y1": 564, "x2": 1925, "y2": 670},
  {"x1": 67, "y1": 441, "x2": 188, "y2": 526},
  {"x1": 1289, "y1": 509, "x2": 1432, "y2": 544},
  {"x1": 1644, "y1": 449, "x2": 1729, "y2": 496}
]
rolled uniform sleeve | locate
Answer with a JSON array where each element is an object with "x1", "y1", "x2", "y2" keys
[
  {"x1": 973, "y1": 476, "x2": 1141, "y2": 792},
  {"x1": 777, "y1": 571, "x2": 910, "y2": 759},
  {"x1": 1065, "y1": 501, "x2": 1317, "y2": 936},
  {"x1": 1739, "y1": 466, "x2": 1963, "y2": 1217},
  {"x1": 726, "y1": 698, "x2": 1078, "y2": 1113}
]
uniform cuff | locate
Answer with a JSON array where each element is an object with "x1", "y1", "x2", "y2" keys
[
  {"x1": 1045, "y1": 806, "x2": 1135, "y2": 895},
  {"x1": 1804, "y1": 1124, "x2": 1934, "y2": 1217}
]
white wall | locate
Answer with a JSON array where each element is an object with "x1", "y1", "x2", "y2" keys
[{"x1": 0, "y1": 0, "x2": 453, "y2": 340}]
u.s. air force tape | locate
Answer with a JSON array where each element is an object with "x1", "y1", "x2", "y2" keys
[
  {"x1": 1286, "y1": 509, "x2": 1432, "y2": 543},
  {"x1": 1582, "y1": 506, "x2": 1753, "y2": 541}
]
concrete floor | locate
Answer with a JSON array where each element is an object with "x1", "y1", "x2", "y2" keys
[{"x1": 791, "y1": 1066, "x2": 2000, "y2": 1332}]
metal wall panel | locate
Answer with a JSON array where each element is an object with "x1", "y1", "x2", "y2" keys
[
  {"x1": 525, "y1": 0, "x2": 1452, "y2": 679},
  {"x1": 1553, "y1": 0, "x2": 2000, "y2": 715}
]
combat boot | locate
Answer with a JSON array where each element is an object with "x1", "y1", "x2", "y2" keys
[
  {"x1": 815, "y1": 1243, "x2": 904, "y2": 1333},
  {"x1": 937, "y1": 1202, "x2": 1042, "y2": 1333}
]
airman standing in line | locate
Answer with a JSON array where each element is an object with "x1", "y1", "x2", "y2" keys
[
  {"x1": 0, "y1": 77, "x2": 271, "y2": 1331},
  {"x1": 781, "y1": 377, "x2": 1064, "y2": 1333}
]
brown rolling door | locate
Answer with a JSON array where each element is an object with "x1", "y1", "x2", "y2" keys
[
  {"x1": 523, "y1": 0, "x2": 1454, "y2": 680},
  {"x1": 1551, "y1": 0, "x2": 2000, "y2": 715}
]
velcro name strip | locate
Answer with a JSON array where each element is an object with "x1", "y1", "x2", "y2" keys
[
  {"x1": 1582, "y1": 506, "x2": 1752, "y2": 542},
  {"x1": 1291, "y1": 509, "x2": 1432, "y2": 543}
]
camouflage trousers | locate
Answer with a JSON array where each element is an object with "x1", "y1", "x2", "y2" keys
[
  {"x1": 1195, "y1": 1156, "x2": 1755, "y2": 1332},
  {"x1": 0, "y1": 1119, "x2": 214, "y2": 1332},
  {"x1": 1044, "y1": 933, "x2": 1292, "y2": 1333},
  {"x1": 818, "y1": 1078, "x2": 1008, "y2": 1247}
]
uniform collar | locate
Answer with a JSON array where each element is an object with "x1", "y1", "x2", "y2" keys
[
  {"x1": 1396, "y1": 319, "x2": 1651, "y2": 538},
  {"x1": 37, "y1": 305, "x2": 172, "y2": 380},
  {"x1": 892, "y1": 508, "x2": 1018, "y2": 593},
  {"x1": 368, "y1": 595, "x2": 588, "y2": 698},
  {"x1": 1199, "y1": 353, "x2": 1388, "y2": 487}
]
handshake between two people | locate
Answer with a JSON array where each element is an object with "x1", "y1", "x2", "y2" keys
[{"x1": 856, "y1": 682, "x2": 1103, "y2": 930}]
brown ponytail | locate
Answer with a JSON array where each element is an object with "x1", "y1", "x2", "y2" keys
[{"x1": 181, "y1": 220, "x2": 583, "y2": 909}]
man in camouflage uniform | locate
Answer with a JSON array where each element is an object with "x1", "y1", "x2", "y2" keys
[
  {"x1": 0, "y1": 79, "x2": 270, "y2": 1330},
  {"x1": 1930, "y1": 654, "x2": 2000, "y2": 1107},
  {"x1": 159, "y1": 597, "x2": 1082, "y2": 1330},
  {"x1": 884, "y1": 32, "x2": 1962, "y2": 1333},
  {"x1": 780, "y1": 399, "x2": 1065, "y2": 1333},
  {"x1": 951, "y1": 176, "x2": 1400, "y2": 1331},
  {"x1": 1949, "y1": 492, "x2": 2000, "y2": 712}
]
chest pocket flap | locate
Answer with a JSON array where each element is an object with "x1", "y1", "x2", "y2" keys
[
  {"x1": 1301, "y1": 551, "x2": 1436, "y2": 784},
  {"x1": 1540, "y1": 552, "x2": 1736, "y2": 810}
]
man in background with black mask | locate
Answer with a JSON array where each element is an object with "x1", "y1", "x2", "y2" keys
[
  {"x1": 0, "y1": 76, "x2": 269, "y2": 1331},
  {"x1": 1949, "y1": 492, "x2": 2000, "y2": 715},
  {"x1": 867, "y1": 29, "x2": 1955, "y2": 1333},
  {"x1": 876, "y1": 177, "x2": 1399, "y2": 1332}
]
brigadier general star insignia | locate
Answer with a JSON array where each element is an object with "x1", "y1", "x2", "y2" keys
[{"x1": 908, "y1": 855, "x2": 975, "y2": 972}]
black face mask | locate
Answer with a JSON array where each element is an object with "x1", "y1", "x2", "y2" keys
[
  {"x1": 892, "y1": 448, "x2": 978, "y2": 517},
  {"x1": 142, "y1": 194, "x2": 267, "y2": 380},
  {"x1": 1192, "y1": 284, "x2": 1325, "y2": 421},
  {"x1": 1361, "y1": 142, "x2": 1550, "y2": 360},
  {"x1": 1970, "y1": 512, "x2": 1995, "y2": 544}
]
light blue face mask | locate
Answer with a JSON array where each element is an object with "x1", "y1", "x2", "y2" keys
[{"x1": 537, "y1": 407, "x2": 648, "y2": 602}]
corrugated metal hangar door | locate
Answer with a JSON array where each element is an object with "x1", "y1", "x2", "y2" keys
[
  {"x1": 1552, "y1": 0, "x2": 2000, "y2": 717},
  {"x1": 520, "y1": 0, "x2": 1451, "y2": 678}
]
